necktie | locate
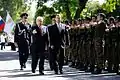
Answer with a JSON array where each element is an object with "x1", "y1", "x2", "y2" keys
[
  {"x1": 39, "y1": 27, "x2": 42, "y2": 35},
  {"x1": 58, "y1": 23, "x2": 61, "y2": 32}
]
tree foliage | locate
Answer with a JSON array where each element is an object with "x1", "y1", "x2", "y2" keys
[
  {"x1": 0, "y1": 0, "x2": 30, "y2": 21},
  {"x1": 102, "y1": 0, "x2": 120, "y2": 13},
  {"x1": 36, "y1": 0, "x2": 88, "y2": 21}
]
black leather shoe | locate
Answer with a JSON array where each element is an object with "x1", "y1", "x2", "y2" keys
[
  {"x1": 39, "y1": 71, "x2": 44, "y2": 75},
  {"x1": 23, "y1": 64, "x2": 26, "y2": 68},
  {"x1": 55, "y1": 71, "x2": 58, "y2": 74},
  {"x1": 20, "y1": 65, "x2": 23, "y2": 70},
  {"x1": 20, "y1": 68, "x2": 23, "y2": 70},
  {"x1": 60, "y1": 71, "x2": 63, "y2": 74},
  {"x1": 32, "y1": 70, "x2": 35, "y2": 73},
  {"x1": 117, "y1": 72, "x2": 120, "y2": 75},
  {"x1": 91, "y1": 69, "x2": 102, "y2": 74}
]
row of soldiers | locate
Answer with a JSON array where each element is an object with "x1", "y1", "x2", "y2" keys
[{"x1": 66, "y1": 13, "x2": 120, "y2": 75}]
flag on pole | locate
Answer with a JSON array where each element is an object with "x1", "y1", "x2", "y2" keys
[
  {"x1": 4, "y1": 12, "x2": 15, "y2": 34},
  {"x1": 0, "y1": 16, "x2": 5, "y2": 31}
]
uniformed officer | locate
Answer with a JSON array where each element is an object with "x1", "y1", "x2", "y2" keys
[{"x1": 14, "y1": 13, "x2": 31, "y2": 70}]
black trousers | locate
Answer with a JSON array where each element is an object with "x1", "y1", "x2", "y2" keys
[
  {"x1": 49, "y1": 46, "x2": 64, "y2": 72},
  {"x1": 1, "y1": 42, "x2": 5, "y2": 50},
  {"x1": 19, "y1": 51, "x2": 29, "y2": 66},
  {"x1": 32, "y1": 52, "x2": 45, "y2": 72},
  {"x1": 18, "y1": 42, "x2": 29, "y2": 66}
]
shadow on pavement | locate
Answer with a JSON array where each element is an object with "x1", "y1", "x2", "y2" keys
[{"x1": 0, "y1": 52, "x2": 18, "y2": 61}]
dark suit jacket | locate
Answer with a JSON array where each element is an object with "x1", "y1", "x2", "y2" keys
[
  {"x1": 31, "y1": 25, "x2": 47, "y2": 53},
  {"x1": 47, "y1": 24, "x2": 69, "y2": 48}
]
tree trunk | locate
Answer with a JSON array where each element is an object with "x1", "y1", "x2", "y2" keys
[{"x1": 74, "y1": 0, "x2": 88, "y2": 19}]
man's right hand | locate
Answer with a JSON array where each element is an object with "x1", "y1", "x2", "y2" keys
[
  {"x1": 14, "y1": 42, "x2": 18, "y2": 47},
  {"x1": 50, "y1": 45, "x2": 54, "y2": 49}
]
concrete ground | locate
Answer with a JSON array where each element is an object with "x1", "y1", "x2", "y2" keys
[{"x1": 0, "y1": 46, "x2": 120, "y2": 80}]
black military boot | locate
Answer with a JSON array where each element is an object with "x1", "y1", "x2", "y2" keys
[
  {"x1": 108, "y1": 67, "x2": 113, "y2": 73},
  {"x1": 69, "y1": 62, "x2": 75, "y2": 68},
  {"x1": 79, "y1": 64, "x2": 87, "y2": 71},
  {"x1": 90, "y1": 65, "x2": 95, "y2": 72},
  {"x1": 75, "y1": 62, "x2": 80, "y2": 69},
  {"x1": 91, "y1": 67, "x2": 102, "y2": 74},
  {"x1": 76, "y1": 62, "x2": 82, "y2": 69},
  {"x1": 85, "y1": 65, "x2": 93, "y2": 72}
]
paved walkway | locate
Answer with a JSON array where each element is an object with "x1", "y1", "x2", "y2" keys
[{"x1": 0, "y1": 46, "x2": 120, "y2": 80}]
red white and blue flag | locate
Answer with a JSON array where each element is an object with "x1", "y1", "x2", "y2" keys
[{"x1": 0, "y1": 16, "x2": 5, "y2": 31}]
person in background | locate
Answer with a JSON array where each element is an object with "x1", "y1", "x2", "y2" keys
[
  {"x1": 0, "y1": 33, "x2": 6, "y2": 50},
  {"x1": 8, "y1": 33, "x2": 16, "y2": 51}
]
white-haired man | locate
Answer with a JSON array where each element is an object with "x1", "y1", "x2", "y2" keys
[{"x1": 31, "y1": 16, "x2": 47, "y2": 75}]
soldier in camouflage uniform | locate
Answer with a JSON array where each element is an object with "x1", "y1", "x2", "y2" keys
[
  {"x1": 113, "y1": 16, "x2": 120, "y2": 75},
  {"x1": 104, "y1": 17, "x2": 115, "y2": 73},
  {"x1": 91, "y1": 13, "x2": 106, "y2": 74},
  {"x1": 69, "y1": 27, "x2": 77, "y2": 67}
]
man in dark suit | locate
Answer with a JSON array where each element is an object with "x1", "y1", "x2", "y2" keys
[
  {"x1": 31, "y1": 16, "x2": 47, "y2": 75},
  {"x1": 14, "y1": 13, "x2": 31, "y2": 70},
  {"x1": 47, "y1": 15, "x2": 56, "y2": 71},
  {"x1": 47, "y1": 15, "x2": 69, "y2": 74}
]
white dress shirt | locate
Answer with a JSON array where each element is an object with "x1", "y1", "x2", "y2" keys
[{"x1": 56, "y1": 23, "x2": 66, "y2": 33}]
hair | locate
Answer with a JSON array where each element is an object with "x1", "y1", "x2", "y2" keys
[
  {"x1": 85, "y1": 17, "x2": 91, "y2": 21},
  {"x1": 51, "y1": 15, "x2": 56, "y2": 19},
  {"x1": 36, "y1": 16, "x2": 43, "y2": 22}
]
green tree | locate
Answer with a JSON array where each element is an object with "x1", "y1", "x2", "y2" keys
[
  {"x1": 102, "y1": 0, "x2": 120, "y2": 13},
  {"x1": 36, "y1": 0, "x2": 89, "y2": 20},
  {"x1": 0, "y1": 0, "x2": 30, "y2": 21},
  {"x1": 81, "y1": 0, "x2": 103, "y2": 18}
]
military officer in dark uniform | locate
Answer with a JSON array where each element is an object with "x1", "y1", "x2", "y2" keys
[
  {"x1": 31, "y1": 16, "x2": 47, "y2": 75},
  {"x1": 14, "y1": 13, "x2": 31, "y2": 70},
  {"x1": 47, "y1": 15, "x2": 69, "y2": 74}
]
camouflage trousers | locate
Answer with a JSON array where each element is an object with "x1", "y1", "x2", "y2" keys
[{"x1": 94, "y1": 38, "x2": 104, "y2": 68}]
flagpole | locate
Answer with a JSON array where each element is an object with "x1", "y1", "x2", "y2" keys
[{"x1": 0, "y1": 16, "x2": 5, "y2": 23}]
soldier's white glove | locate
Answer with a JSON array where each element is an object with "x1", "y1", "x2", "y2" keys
[{"x1": 51, "y1": 45, "x2": 54, "y2": 49}]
